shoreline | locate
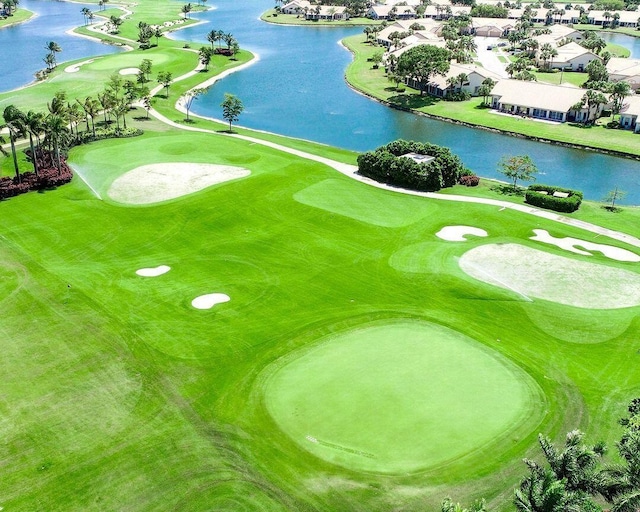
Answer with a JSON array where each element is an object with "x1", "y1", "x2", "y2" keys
[
  {"x1": 340, "y1": 38, "x2": 640, "y2": 162},
  {"x1": 0, "y1": 8, "x2": 36, "y2": 30}
]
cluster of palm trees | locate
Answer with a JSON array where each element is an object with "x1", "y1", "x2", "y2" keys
[
  {"x1": 80, "y1": 7, "x2": 95, "y2": 26},
  {"x1": 2, "y1": 102, "x2": 72, "y2": 186},
  {"x1": 205, "y1": 29, "x2": 239, "y2": 55},
  {"x1": 514, "y1": 399, "x2": 640, "y2": 512},
  {"x1": 1, "y1": 0, "x2": 19, "y2": 17},
  {"x1": 43, "y1": 41, "x2": 62, "y2": 73}
]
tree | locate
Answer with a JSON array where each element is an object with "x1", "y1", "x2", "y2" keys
[
  {"x1": 610, "y1": 81, "x2": 631, "y2": 120},
  {"x1": 603, "y1": 186, "x2": 626, "y2": 210},
  {"x1": 396, "y1": 44, "x2": 452, "y2": 96},
  {"x1": 181, "y1": 3, "x2": 192, "y2": 19},
  {"x1": 109, "y1": 15, "x2": 123, "y2": 33},
  {"x1": 43, "y1": 114, "x2": 70, "y2": 174},
  {"x1": 585, "y1": 59, "x2": 608, "y2": 84},
  {"x1": 497, "y1": 155, "x2": 538, "y2": 189},
  {"x1": 441, "y1": 497, "x2": 487, "y2": 512},
  {"x1": 181, "y1": 87, "x2": 209, "y2": 121},
  {"x1": 44, "y1": 41, "x2": 62, "y2": 70},
  {"x1": 220, "y1": 93, "x2": 244, "y2": 132},
  {"x1": 24, "y1": 110, "x2": 45, "y2": 175},
  {"x1": 199, "y1": 46, "x2": 213, "y2": 71},
  {"x1": 157, "y1": 71, "x2": 173, "y2": 98},
  {"x1": 371, "y1": 50, "x2": 383, "y2": 69},
  {"x1": 139, "y1": 58, "x2": 152, "y2": 82},
  {"x1": 2, "y1": 105, "x2": 25, "y2": 182}
]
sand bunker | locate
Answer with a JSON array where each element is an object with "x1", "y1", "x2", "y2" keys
[
  {"x1": 191, "y1": 293, "x2": 230, "y2": 310},
  {"x1": 119, "y1": 67, "x2": 141, "y2": 75},
  {"x1": 64, "y1": 59, "x2": 94, "y2": 73},
  {"x1": 459, "y1": 243, "x2": 640, "y2": 309},
  {"x1": 108, "y1": 163, "x2": 251, "y2": 205},
  {"x1": 436, "y1": 226, "x2": 488, "y2": 242},
  {"x1": 531, "y1": 229, "x2": 640, "y2": 262},
  {"x1": 136, "y1": 265, "x2": 171, "y2": 277}
]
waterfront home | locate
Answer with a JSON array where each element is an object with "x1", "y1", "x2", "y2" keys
[
  {"x1": 409, "y1": 62, "x2": 502, "y2": 97},
  {"x1": 619, "y1": 95, "x2": 640, "y2": 132},
  {"x1": 537, "y1": 42, "x2": 600, "y2": 72},
  {"x1": 607, "y1": 57, "x2": 640, "y2": 90},
  {"x1": 421, "y1": 4, "x2": 472, "y2": 19},
  {"x1": 587, "y1": 10, "x2": 639, "y2": 27},
  {"x1": 281, "y1": 0, "x2": 311, "y2": 15},
  {"x1": 489, "y1": 80, "x2": 600, "y2": 122},
  {"x1": 306, "y1": 5, "x2": 348, "y2": 20},
  {"x1": 367, "y1": 4, "x2": 416, "y2": 20},
  {"x1": 376, "y1": 18, "x2": 441, "y2": 47}
]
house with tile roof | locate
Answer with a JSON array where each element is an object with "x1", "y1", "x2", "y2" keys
[{"x1": 607, "y1": 57, "x2": 640, "y2": 90}]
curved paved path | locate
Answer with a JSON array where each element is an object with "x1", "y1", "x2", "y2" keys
[{"x1": 141, "y1": 57, "x2": 640, "y2": 251}]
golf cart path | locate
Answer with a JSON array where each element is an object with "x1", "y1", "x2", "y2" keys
[{"x1": 145, "y1": 69, "x2": 640, "y2": 251}]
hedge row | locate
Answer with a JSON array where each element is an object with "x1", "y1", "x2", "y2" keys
[
  {"x1": 525, "y1": 184, "x2": 583, "y2": 213},
  {"x1": 356, "y1": 139, "x2": 467, "y2": 192},
  {"x1": 76, "y1": 127, "x2": 143, "y2": 144},
  {"x1": 0, "y1": 152, "x2": 73, "y2": 200}
]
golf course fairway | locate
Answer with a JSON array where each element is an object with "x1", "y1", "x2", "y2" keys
[{"x1": 264, "y1": 320, "x2": 544, "y2": 474}]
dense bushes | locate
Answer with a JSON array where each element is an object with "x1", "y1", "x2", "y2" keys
[
  {"x1": 525, "y1": 184, "x2": 583, "y2": 213},
  {"x1": 357, "y1": 140, "x2": 468, "y2": 192},
  {"x1": 459, "y1": 174, "x2": 480, "y2": 186},
  {"x1": 76, "y1": 127, "x2": 143, "y2": 144},
  {"x1": 0, "y1": 151, "x2": 73, "y2": 200}
]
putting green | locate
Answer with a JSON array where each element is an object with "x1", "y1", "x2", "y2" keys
[
  {"x1": 264, "y1": 320, "x2": 543, "y2": 474},
  {"x1": 293, "y1": 178, "x2": 435, "y2": 227}
]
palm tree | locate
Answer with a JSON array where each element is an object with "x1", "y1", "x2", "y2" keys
[
  {"x1": 610, "y1": 81, "x2": 631, "y2": 120},
  {"x1": 44, "y1": 41, "x2": 62, "y2": 70},
  {"x1": 24, "y1": 110, "x2": 45, "y2": 176},
  {"x1": 2, "y1": 105, "x2": 25, "y2": 182},
  {"x1": 77, "y1": 97, "x2": 99, "y2": 137},
  {"x1": 43, "y1": 114, "x2": 70, "y2": 175},
  {"x1": 181, "y1": 3, "x2": 192, "y2": 19}
]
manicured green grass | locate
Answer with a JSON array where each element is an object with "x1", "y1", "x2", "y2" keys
[
  {"x1": 533, "y1": 69, "x2": 587, "y2": 87},
  {"x1": 3, "y1": 2, "x2": 640, "y2": 510},
  {"x1": 343, "y1": 35, "x2": 640, "y2": 157},
  {"x1": 265, "y1": 320, "x2": 543, "y2": 474},
  {"x1": 261, "y1": 9, "x2": 381, "y2": 26},
  {"x1": 0, "y1": 8, "x2": 34, "y2": 28},
  {"x1": 606, "y1": 42, "x2": 631, "y2": 57}
]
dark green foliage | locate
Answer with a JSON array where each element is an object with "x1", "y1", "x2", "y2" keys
[
  {"x1": 357, "y1": 139, "x2": 467, "y2": 192},
  {"x1": 525, "y1": 184, "x2": 583, "y2": 213},
  {"x1": 470, "y1": 4, "x2": 508, "y2": 17}
]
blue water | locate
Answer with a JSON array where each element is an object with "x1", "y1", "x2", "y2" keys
[
  {"x1": 0, "y1": 0, "x2": 121, "y2": 93},
  {"x1": 176, "y1": 0, "x2": 640, "y2": 204},
  {"x1": 602, "y1": 32, "x2": 640, "y2": 58},
  {"x1": 3, "y1": 0, "x2": 640, "y2": 203}
]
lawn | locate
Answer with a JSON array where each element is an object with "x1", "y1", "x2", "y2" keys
[
  {"x1": 2, "y1": 2, "x2": 640, "y2": 511},
  {"x1": 0, "y1": 8, "x2": 34, "y2": 28},
  {"x1": 260, "y1": 9, "x2": 382, "y2": 26}
]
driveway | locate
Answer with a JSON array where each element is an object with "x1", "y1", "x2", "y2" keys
[{"x1": 474, "y1": 36, "x2": 509, "y2": 78}]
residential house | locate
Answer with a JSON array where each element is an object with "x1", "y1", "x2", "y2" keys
[
  {"x1": 367, "y1": 4, "x2": 416, "y2": 20},
  {"x1": 587, "y1": 10, "x2": 639, "y2": 28},
  {"x1": 619, "y1": 95, "x2": 640, "y2": 132},
  {"x1": 607, "y1": 57, "x2": 640, "y2": 90},
  {"x1": 376, "y1": 18, "x2": 441, "y2": 47},
  {"x1": 281, "y1": 0, "x2": 311, "y2": 15},
  {"x1": 537, "y1": 42, "x2": 600, "y2": 71},
  {"x1": 406, "y1": 62, "x2": 502, "y2": 97},
  {"x1": 305, "y1": 5, "x2": 348, "y2": 20},
  {"x1": 471, "y1": 17, "x2": 515, "y2": 37},
  {"x1": 489, "y1": 80, "x2": 599, "y2": 122}
]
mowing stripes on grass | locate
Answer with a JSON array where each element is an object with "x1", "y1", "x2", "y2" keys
[{"x1": 264, "y1": 320, "x2": 543, "y2": 474}]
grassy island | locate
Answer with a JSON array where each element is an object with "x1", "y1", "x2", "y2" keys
[{"x1": 1, "y1": 1, "x2": 640, "y2": 511}]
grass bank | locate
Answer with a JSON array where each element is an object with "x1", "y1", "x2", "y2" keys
[
  {"x1": 343, "y1": 34, "x2": 640, "y2": 158},
  {"x1": 0, "y1": 8, "x2": 34, "y2": 28}
]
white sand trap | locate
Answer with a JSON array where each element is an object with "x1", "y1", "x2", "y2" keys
[
  {"x1": 136, "y1": 265, "x2": 171, "y2": 277},
  {"x1": 119, "y1": 67, "x2": 141, "y2": 75},
  {"x1": 459, "y1": 243, "x2": 640, "y2": 309},
  {"x1": 64, "y1": 59, "x2": 94, "y2": 73},
  {"x1": 108, "y1": 163, "x2": 251, "y2": 205},
  {"x1": 436, "y1": 225, "x2": 488, "y2": 242},
  {"x1": 191, "y1": 293, "x2": 230, "y2": 310},
  {"x1": 531, "y1": 229, "x2": 640, "y2": 262}
]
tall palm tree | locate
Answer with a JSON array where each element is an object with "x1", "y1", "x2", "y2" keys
[
  {"x1": 45, "y1": 41, "x2": 62, "y2": 69},
  {"x1": 24, "y1": 110, "x2": 45, "y2": 176},
  {"x1": 43, "y1": 114, "x2": 69, "y2": 175},
  {"x1": 2, "y1": 105, "x2": 25, "y2": 182}
]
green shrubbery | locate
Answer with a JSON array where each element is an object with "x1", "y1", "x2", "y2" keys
[
  {"x1": 76, "y1": 127, "x2": 143, "y2": 144},
  {"x1": 356, "y1": 139, "x2": 468, "y2": 192},
  {"x1": 525, "y1": 184, "x2": 583, "y2": 213}
]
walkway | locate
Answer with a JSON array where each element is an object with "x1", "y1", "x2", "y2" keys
[{"x1": 474, "y1": 36, "x2": 509, "y2": 79}]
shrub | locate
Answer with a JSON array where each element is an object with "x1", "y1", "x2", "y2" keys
[
  {"x1": 0, "y1": 151, "x2": 73, "y2": 200},
  {"x1": 357, "y1": 139, "x2": 466, "y2": 192},
  {"x1": 459, "y1": 175, "x2": 480, "y2": 186},
  {"x1": 525, "y1": 184, "x2": 583, "y2": 212}
]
